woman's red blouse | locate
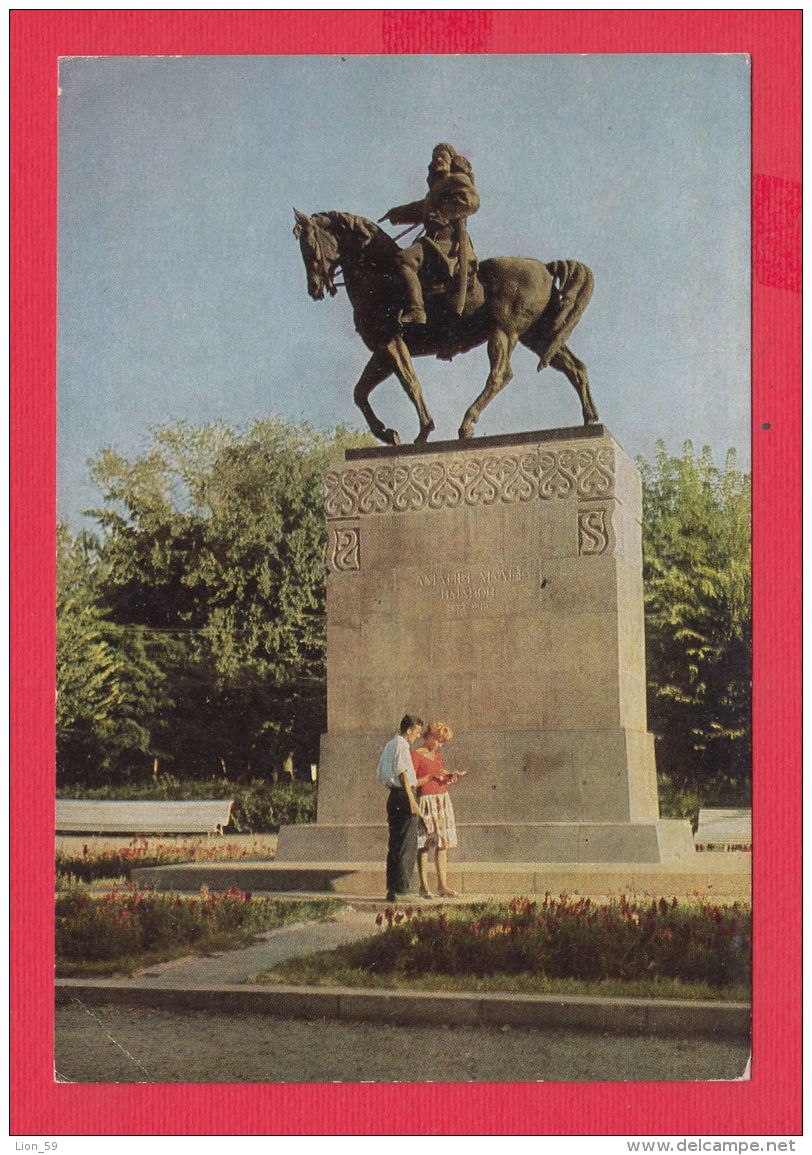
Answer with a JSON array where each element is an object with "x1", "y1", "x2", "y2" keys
[{"x1": 412, "y1": 748, "x2": 447, "y2": 797}]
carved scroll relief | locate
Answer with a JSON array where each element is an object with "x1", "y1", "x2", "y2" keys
[
  {"x1": 577, "y1": 506, "x2": 613, "y2": 556},
  {"x1": 326, "y1": 522, "x2": 360, "y2": 572},
  {"x1": 324, "y1": 445, "x2": 615, "y2": 519}
]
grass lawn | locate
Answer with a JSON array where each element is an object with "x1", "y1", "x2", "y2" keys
[{"x1": 255, "y1": 946, "x2": 750, "y2": 1003}]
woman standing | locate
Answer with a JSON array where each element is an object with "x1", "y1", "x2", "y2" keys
[{"x1": 412, "y1": 722, "x2": 461, "y2": 898}]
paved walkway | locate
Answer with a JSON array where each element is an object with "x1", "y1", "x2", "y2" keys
[
  {"x1": 55, "y1": 1002, "x2": 751, "y2": 1084},
  {"x1": 129, "y1": 904, "x2": 374, "y2": 987}
]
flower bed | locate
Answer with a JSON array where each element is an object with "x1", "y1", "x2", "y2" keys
[
  {"x1": 56, "y1": 836, "x2": 273, "y2": 885},
  {"x1": 56, "y1": 883, "x2": 335, "y2": 975},
  {"x1": 354, "y1": 895, "x2": 750, "y2": 988}
]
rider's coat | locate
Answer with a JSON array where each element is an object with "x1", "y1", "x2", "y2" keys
[{"x1": 387, "y1": 169, "x2": 480, "y2": 287}]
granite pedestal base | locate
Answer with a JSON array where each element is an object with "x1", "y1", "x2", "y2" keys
[{"x1": 276, "y1": 426, "x2": 693, "y2": 870}]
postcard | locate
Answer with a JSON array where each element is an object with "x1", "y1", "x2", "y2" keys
[{"x1": 11, "y1": 9, "x2": 801, "y2": 1140}]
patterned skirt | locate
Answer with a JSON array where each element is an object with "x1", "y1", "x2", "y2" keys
[{"x1": 417, "y1": 792, "x2": 458, "y2": 851}]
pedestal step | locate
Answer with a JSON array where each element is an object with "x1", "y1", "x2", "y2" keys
[
  {"x1": 130, "y1": 855, "x2": 751, "y2": 901},
  {"x1": 275, "y1": 821, "x2": 695, "y2": 864}
]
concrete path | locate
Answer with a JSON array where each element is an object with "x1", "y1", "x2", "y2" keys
[
  {"x1": 55, "y1": 1003, "x2": 752, "y2": 1084},
  {"x1": 129, "y1": 904, "x2": 375, "y2": 987}
]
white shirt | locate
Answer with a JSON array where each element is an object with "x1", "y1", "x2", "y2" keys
[{"x1": 377, "y1": 734, "x2": 417, "y2": 789}]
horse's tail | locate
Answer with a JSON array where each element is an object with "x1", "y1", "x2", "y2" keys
[{"x1": 531, "y1": 260, "x2": 594, "y2": 370}]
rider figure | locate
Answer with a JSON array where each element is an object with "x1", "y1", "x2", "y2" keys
[{"x1": 380, "y1": 143, "x2": 480, "y2": 327}]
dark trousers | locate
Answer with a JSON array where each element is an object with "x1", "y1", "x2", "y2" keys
[{"x1": 385, "y1": 787, "x2": 418, "y2": 896}]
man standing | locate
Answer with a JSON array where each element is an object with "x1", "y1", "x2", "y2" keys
[{"x1": 377, "y1": 714, "x2": 424, "y2": 901}]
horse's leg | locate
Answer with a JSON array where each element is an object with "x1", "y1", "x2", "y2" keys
[
  {"x1": 385, "y1": 335, "x2": 435, "y2": 443},
  {"x1": 353, "y1": 351, "x2": 401, "y2": 445},
  {"x1": 458, "y1": 329, "x2": 518, "y2": 439},
  {"x1": 548, "y1": 344, "x2": 599, "y2": 425}
]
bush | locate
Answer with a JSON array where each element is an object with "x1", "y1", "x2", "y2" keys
[
  {"x1": 56, "y1": 775, "x2": 316, "y2": 832},
  {"x1": 56, "y1": 883, "x2": 331, "y2": 964},
  {"x1": 657, "y1": 778, "x2": 705, "y2": 832},
  {"x1": 230, "y1": 779, "x2": 316, "y2": 831},
  {"x1": 355, "y1": 895, "x2": 750, "y2": 989}
]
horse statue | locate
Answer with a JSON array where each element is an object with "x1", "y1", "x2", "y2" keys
[{"x1": 293, "y1": 209, "x2": 597, "y2": 445}]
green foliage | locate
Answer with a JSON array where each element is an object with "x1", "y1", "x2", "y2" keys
[
  {"x1": 57, "y1": 526, "x2": 167, "y2": 782},
  {"x1": 57, "y1": 776, "x2": 316, "y2": 833},
  {"x1": 228, "y1": 779, "x2": 317, "y2": 832},
  {"x1": 55, "y1": 884, "x2": 336, "y2": 973},
  {"x1": 639, "y1": 442, "x2": 751, "y2": 806},
  {"x1": 259, "y1": 956, "x2": 749, "y2": 1003},
  {"x1": 57, "y1": 418, "x2": 374, "y2": 785},
  {"x1": 349, "y1": 895, "x2": 751, "y2": 989},
  {"x1": 656, "y1": 782, "x2": 705, "y2": 832}
]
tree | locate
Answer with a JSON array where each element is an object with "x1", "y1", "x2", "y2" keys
[
  {"x1": 79, "y1": 418, "x2": 373, "y2": 781},
  {"x1": 638, "y1": 441, "x2": 751, "y2": 806},
  {"x1": 56, "y1": 525, "x2": 166, "y2": 783}
]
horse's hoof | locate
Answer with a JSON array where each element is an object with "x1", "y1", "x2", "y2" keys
[
  {"x1": 414, "y1": 423, "x2": 435, "y2": 445},
  {"x1": 458, "y1": 425, "x2": 473, "y2": 440},
  {"x1": 382, "y1": 428, "x2": 401, "y2": 446}
]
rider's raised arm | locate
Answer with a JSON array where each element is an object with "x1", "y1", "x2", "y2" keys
[{"x1": 380, "y1": 198, "x2": 426, "y2": 226}]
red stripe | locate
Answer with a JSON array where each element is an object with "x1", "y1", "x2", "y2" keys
[{"x1": 753, "y1": 174, "x2": 802, "y2": 292}]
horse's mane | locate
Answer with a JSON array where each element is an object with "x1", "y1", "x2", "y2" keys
[{"x1": 312, "y1": 211, "x2": 401, "y2": 260}]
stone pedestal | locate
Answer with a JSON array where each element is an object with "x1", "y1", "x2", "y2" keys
[{"x1": 276, "y1": 425, "x2": 694, "y2": 865}]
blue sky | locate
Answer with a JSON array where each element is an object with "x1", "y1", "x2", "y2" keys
[{"x1": 58, "y1": 53, "x2": 750, "y2": 525}]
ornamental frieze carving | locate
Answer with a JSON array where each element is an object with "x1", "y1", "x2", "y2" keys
[
  {"x1": 326, "y1": 522, "x2": 361, "y2": 572},
  {"x1": 324, "y1": 446, "x2": 614, "y2": 518}
]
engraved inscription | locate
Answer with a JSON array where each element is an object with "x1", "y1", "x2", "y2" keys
[
  {"x1": 410, "y1": 565, "x2": 531, "y2": 614},
  {"x1": 327, "y1": 523, "x2": 361, "y2": 572},
  {"x1": 324, "y1": 445, "x2": 615, "y2": 518}
]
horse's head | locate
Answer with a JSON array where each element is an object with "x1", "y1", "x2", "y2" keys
[{"x1": 293, "y1": 209, "x2": 340, "y2": 300}]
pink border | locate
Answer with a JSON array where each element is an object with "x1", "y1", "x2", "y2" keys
[{"x1": 11, "y1": 10, "x2": 801, "y2": 1135}]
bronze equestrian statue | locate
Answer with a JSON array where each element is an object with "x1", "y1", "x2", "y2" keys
[{"x1": 293, "y1": 143, "x2": 597, "y2": 445}]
